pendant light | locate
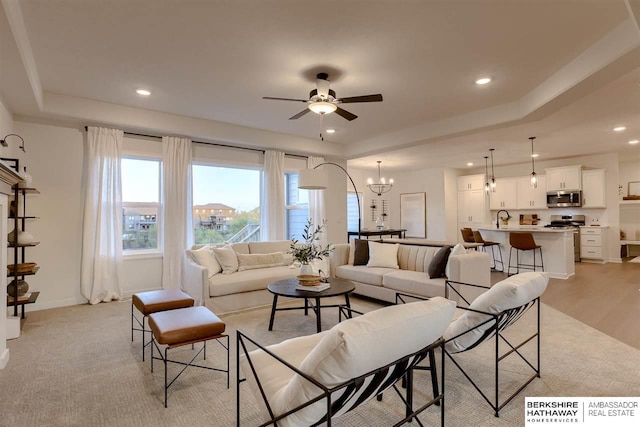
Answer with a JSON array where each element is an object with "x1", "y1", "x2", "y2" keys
[
  {"x1": 484, "y1": 156, "x2": 490, "y2": 193},
  {"x1": 489, "y1": 148, "x2": 496, "y2": 192},
  {"x1": 366, "y1": 161, "x2": 394, "y2": 196},
  {"x1": 529, "y1": 136, "x2": 537, "y2": 188}
]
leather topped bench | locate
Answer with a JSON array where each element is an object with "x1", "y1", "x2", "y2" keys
[
  {"x1": 148, "y1": 306, "x2": 229, "y2": 407},
  {"x1": 149, "y1": 306, "x2": 226, "y2": 347},
  {"x1": 131, "y1": 289, "x2": 195, "y2": 361}
]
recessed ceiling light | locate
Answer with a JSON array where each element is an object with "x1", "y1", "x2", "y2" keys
[
  {"x1": 531, "y1": 153, "x2": 539, "y2": 158},
  {"x1": 326, "y1": 129, "x2": 335, "y2": 134},
  {"x1": 136, "y1": 89, "x2": 151, "y2": 96},
  {"x1": 613, "y1": 126, "x2": 626, "y2": 132},
  {"x1": 475, "y1": 77, "x2": 492, "y2": 85},
  {"x1": 466, "y1": 162, "x2": 473, "y2": 166},
  {"x1": 629, "y1": 139, "x2": 639, "y2": 145}
]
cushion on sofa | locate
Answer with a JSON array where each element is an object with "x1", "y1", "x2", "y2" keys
[
  {"x1": 382, "y1": 270, "x2": 447, "y2": 298},
  {"x1": 237, "y1": 252, "x2": 285, "y2": 271},
  {"x1": 277, "y1": 297, "x2": 456, "y2": 426},
  {"x1": 445, "y1": 243, "x2": 467, "y2": 278},
  {"x1": 249, "y1": 240, "x2": 292, "y2": 255},
  {"x1": 367, "y1": 241, "x2": 399, "y2": 269},
  {"x1": 444, "y1": 272, "x2": 549, "y2": 353},
  {"x1": 352, "y1": 239, "x2": 370, "y2": 266},
  {"x1": 213, "y1": 246, "x2": 239, "y2": 274},
  {"x1": 335, "y1": 265, "x2": 393, "y2": 287},
  {"x1": 186, "y1": 245, "x2": 222, "y2": 278},
  {"x1": 397, "y1": 245, "x2": 439, "y2": 272},
  {"x1": 209, "y1": 265, "x2": 297, "y2": 296},
  {"x1": 427, "y1": 246, "x2": 451, "y2": 278},
  {"x1": 231, "y1": 242, "x2": 250, "y2": 254}
]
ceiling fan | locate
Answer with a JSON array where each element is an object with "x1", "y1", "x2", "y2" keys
[{"x1": 263, "y1": 73, "x2": 383, "y2": 121}]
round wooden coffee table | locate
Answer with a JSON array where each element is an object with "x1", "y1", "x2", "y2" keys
[{"x1": 267, "y1": 277, "x2": 355, "y2": 333}]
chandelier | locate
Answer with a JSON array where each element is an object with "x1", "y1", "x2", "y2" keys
[{"x1": 367, "y1": 161, "x2": 393, "y2": 196}]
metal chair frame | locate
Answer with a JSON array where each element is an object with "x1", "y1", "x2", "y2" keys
[
  {"x1": 236, "y1": 326, "x2": 445, "y2": 427},
  {"x1": 444, "y1": 280, "x2": 541, "y2": 417},
  {"x1": 131, "y1": 304, "x2": 152, "y2": 361},
  {"x1": 507, "y1": 245, "x2": 544, "y2": 276}
]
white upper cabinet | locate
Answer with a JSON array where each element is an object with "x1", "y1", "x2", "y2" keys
[
  {"x1": 545, "y1": 165, "x2": 582, "y2": 191},
  {"x1": 582, "y1": 169, "x2": 606, "y2": 208},
  {"x1": 516, "y1": 175, "x2": 547, "y2": 209},
  {"x1": 489, "y1": 178, "x2": 517, "y2": 210},
  {"x1": 458, "y1": 189, "x2": 486, "y2": 227},
  {"x1": 457, "y1": 174, "x2": 485, "y2": 191}
]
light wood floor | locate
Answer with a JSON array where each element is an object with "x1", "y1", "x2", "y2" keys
[{"x1": 491, "y1": 258, "x2": 640, "y2": 350}]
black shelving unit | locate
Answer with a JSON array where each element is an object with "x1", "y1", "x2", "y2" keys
[{"x1": 1, "y1": 157, "x2": 40, "y2": 318}]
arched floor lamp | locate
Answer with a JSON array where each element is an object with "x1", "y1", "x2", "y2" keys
[{"x1": 298, "y1": 162, "x2": 361, "y2": 241}]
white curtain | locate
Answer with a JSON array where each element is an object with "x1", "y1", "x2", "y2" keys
[
  {"x1": 260, "y1": 150, "x2": 285, "y2": 240},
  {"x1": 162, "y1": 136, "x2": 193, "y2": 290},
  {"x1": 307, "y1": 156, "x2": 327, "y2": 247},
  {"x1": 80, "y1": 127, "x2": 124, "y2": 305}
]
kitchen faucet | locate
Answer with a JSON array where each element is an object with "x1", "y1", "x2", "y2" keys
[{"x1": 496, "y1": 209, "x2": 510, "y2": 229}]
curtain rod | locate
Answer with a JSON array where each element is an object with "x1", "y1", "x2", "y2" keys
[{"x1": 83, "y1": 126, "x2": 308, "y2": 159}]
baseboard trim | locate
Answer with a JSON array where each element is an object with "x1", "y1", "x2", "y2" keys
[
  {"x1": 609, "y1": 258, "x2": 623, "y2": 263},
  {"x1": 0, "y1": 348, "x2": 9, "y2": 369}
]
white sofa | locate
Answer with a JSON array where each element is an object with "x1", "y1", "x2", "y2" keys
[
  {"x1": 330, "y1": 242, "x2": 490, "y2": 304},
  {"x1": 183, "y1": 240, "x2": 300, "y2": 313}
]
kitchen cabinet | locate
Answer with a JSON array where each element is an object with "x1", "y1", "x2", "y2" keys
[
  {"x1": 545, "y1": 165, "x2": 582, "y2": 191},
  {"x1": 457, "y1": 174, "x2": 485, "y2": 191},
  {"x1": 516, "y1": 175, "x2": 547, "y2": 209},
  {"x1": 581, "y1": 169, "x2": 606, "y2": 208},
  {"x1": 489, "y1": 178, "x2": 517, "y2": 210},
  {"x1": 580, "y1": 226, "x2": 608, "y2": 263},
  {"x1": 458, "y1": 189, "x2": 486, "y2": 228}
]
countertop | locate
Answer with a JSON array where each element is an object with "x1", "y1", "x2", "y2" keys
[{"x1": 478, "y1": 225, "x2": 575, "y2": 233}]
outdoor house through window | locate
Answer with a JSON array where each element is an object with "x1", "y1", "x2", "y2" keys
[
  {"x1": 122, "y1": 157, "x2": 161, "y2": 252},
  {"x1": 347, "y1": 192, "x2": 361, "y2": 232},
  {"x1": 192, "y1": 164, "x2": 261, "y2": 244}
]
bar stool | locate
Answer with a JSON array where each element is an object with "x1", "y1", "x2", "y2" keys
[
  {"x1": 508, "y1": 232, "x2": 544, "y2": 276},
  {"x1": 473, "y1": 230, "x2": 504, "y2": 272},
  {"x1": 461, "y1": 228, "x2": 475, "y2": 243}
]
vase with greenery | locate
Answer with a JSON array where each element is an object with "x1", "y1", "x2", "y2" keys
[
  {"x1": 500, "y1": 214, "x2": 512, "y2": 225},
  {"x1": 289, "y1": 219, "x2": 332, "y2": 276}
]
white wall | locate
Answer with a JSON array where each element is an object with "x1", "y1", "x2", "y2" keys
[
  {"x1": 0, "y1": 94, "x2": 13, "y2": 368},
  {"x1": 347, "y1": 166, "x2": 457, "y2": 241}
]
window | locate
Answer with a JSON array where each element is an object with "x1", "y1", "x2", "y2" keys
[
  {"x1": 347, "y1": 192, "x2": 361, "y2": 232},
  {"x1": 192, "y1": 164, "x2": 261, "y2": 244},
  {"x1": 122, "y1": 157, "x2": 161, "y2": 252},
  {"x1": 285, "y1": 172, "x2": 309, "y2": 240}
]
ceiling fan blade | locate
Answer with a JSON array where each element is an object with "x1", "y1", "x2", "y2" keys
[
  {"x1": 338, "y1": 94, "x2": 383, "y2": 104},
  {"x1": 289, "y1": 109, "x2": 311, "y2": 120},
  {"x1": 335, "y1": 107, "x2": 358, "y2": 121},
  {"x1": 263, "y1": 96, "x2": 308, "y2": 103}
]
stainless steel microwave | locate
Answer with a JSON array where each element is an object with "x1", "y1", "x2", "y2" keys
[{"x1": 546, "y1": 191, "x2": 582, "y2": 208}]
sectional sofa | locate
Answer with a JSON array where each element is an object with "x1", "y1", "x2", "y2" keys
[{"x1": 330, "y1": 241, "x2": 491, "y2": 304}]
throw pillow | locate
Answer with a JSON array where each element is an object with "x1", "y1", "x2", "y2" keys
[
  {"x1": 445, "y1": 243, "x2": 467, "y2": 278},
  {"x1": 212, "y1": 246, "x2": 239, "y2": 275},
  {"x1": 187, "y1": 245, "x2": 222, "y2": 279},
  {"x1": 367, "y1": 241, "x2": 399, "y2": 269},
  {"x1": 444, "y1": 272, "x2": 549, "y2": 353},
  {"x1": 352, "y1": 239, "x2": 370, "y2": 266},
  {"x1": 427, "y1": 245, "x2": 451, "y2": 278},
  {"x1": 237, "y1": 252, "x2": 285, "y2": 271}
]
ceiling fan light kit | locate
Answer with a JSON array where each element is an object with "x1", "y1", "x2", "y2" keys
[{"x1": 263, "y1": 72, "x2": 383, "y2": 123}]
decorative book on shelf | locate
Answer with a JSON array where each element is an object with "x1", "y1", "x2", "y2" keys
[{"x1": 295, "y1": 283, "x2": 330, "y2": 292}]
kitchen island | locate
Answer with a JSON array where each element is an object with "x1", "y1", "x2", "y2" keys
[{"x1": 478, "y1": 226, "x2": 576, "y2": 279}]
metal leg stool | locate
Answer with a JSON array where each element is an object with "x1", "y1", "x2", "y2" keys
[
  {"x1": 473, "y1": 230, "x2": 504, "y2": 272},
  {"x1": 507, "y1": 232, "x2": 544, "y2": 276},
  {"x1": 131, "y1": 289, "x2": 195, "y2": 361}
]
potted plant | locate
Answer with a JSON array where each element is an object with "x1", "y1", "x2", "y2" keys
[
  {"x1": 289, "y1": 219, "x2": 332, "y2": 277},
  {"x1": 500, "y1": 214, "x2": 512, "y2": 226}
]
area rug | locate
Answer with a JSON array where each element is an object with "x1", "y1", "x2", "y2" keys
[
  {"x1": 1, "y1": 298, "x2": 639, "y2": 426},
  {"x1": 629, "y1": 256, "x2": 640, "y2": 263}
]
